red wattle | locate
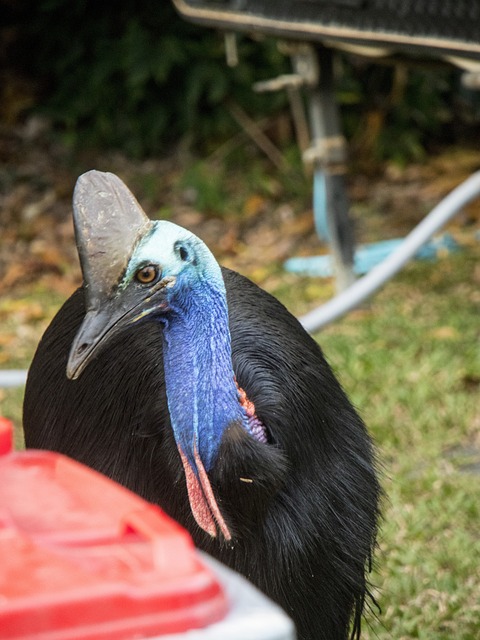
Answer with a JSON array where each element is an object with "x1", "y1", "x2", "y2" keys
[{"x1": 178, "y1": 445, "x2": 232, "y2": 541}]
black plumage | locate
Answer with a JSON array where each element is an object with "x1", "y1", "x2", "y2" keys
[{"x1": 24, "y1": 265, "x2": 380, "y2": 640}]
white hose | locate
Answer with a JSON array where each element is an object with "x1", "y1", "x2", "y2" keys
[
  {"x1": 0, "y1": 370, "x2": 28, "y2": 388},
  {"x1": 300, "y1": 170, "x2": 480, "y2": 333}
]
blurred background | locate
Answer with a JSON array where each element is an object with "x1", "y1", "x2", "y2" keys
[{"x1": 1, "y1": 1, "x2": 479, "y2": 638}]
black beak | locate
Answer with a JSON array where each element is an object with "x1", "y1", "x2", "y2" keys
[
  {"x1": 67, "y1": 304, "x2": 123, "y2": 380},
  {"x1": 66, "y1": 278, "x2": 172, "y2": 380}
]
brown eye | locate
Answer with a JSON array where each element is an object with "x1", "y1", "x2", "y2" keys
[{"x1": 136, "y1": 265, "x2": 159, "y2": 284}]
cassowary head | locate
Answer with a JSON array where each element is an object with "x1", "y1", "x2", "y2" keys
[{"x1": 67, "y1": 170, "x2": 269, "y2": 541}]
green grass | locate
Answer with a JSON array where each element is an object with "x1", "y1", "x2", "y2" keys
[
  {"x1": 0, "y1": 283, "x2": 68, "y2": 445},
  {"x1": 313, "y1": 248, "x2": 480, "y2": 640},
  {"x1": 1, "y1": 245, "x2": 479, "y2": 639}
]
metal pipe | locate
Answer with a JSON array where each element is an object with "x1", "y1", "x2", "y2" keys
[
  {"x1": 300, "y1": 170, "x2": 480, "y2": 333},
  {"x1": 305, "y1": 47, "x2": 355, "y2": 292}
]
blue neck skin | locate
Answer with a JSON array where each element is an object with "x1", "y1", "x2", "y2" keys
[{"x1": 159, "y1": 278, "x2": 246, "y2": 473}]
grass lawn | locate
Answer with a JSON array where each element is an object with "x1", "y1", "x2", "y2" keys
[
  {"x1": 316, "y1": 248, "x2": 480, "y2": 640},
  {"x1": 0, "y1": 242, "x2": 479, "y2": 639}
]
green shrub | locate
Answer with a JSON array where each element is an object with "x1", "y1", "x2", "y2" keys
[
  {"x1": 9, "y1": 1, "x2": 471, "y2": 162},
  {"x1": 19, "y1": 1, "x2": 288, "y2": 156}
]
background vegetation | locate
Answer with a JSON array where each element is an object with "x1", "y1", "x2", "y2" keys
[
  {"x1": 4, "y1": 0, "x2": 479, "y2": 161},
  {"x1": 1, "y1": 2, "x2": 479, "y2": 639}
]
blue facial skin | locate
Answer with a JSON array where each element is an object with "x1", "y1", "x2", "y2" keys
[{"x1": 124, "y1": 221, "x2": 247, "y2": 473}]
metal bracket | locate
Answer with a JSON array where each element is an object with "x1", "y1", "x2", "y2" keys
[
  {"x1": 224, "y1": 32, "x2": 239, "y2": 67},
  {"x1": 253, "y1": 73, "x2": 305, "y2": 93},
  {"x1": 462, "y1": 71, "x2": 480, "y2": 90},
  {"x1": 302, "y1": 134, "x2": 347, "y2": 167},
  {"x1": 253, "y1": 42, "x2": 319, "y2": 93}
]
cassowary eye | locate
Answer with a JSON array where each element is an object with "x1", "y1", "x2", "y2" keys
[{"x1": 135, "y1": 265, "x2": 159, "y2": 284}]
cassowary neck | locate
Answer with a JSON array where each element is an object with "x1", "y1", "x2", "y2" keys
[{"x1": 160, "y1": 281, "x2": 245, "y2": 472}]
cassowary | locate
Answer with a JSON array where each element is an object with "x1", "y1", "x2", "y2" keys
[{"x1": 23, "y1": 171, "x2": 380, "y2": 640}]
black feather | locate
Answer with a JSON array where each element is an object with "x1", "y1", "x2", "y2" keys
[{"x1": 23, "y1": 266, "x2": 380, "y2": 640}]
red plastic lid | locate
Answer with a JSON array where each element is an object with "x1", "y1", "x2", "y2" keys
[
  {"x1": 0, "y1": 449, "x2": 228, "y2": 639},
  {"x1": 0, "y1": 417, "x2": 13, "y2": 455}
]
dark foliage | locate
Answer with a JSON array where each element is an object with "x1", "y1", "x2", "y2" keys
[
  {"x1": 4, "y1": 1, "x2": 470, "y2": 161},
  {"x1": 24, "y1": 267, "x2": 380, "y2": 640},
  {"x1": 10, "y1": 0, "x2": 287, "y2": 155}
]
